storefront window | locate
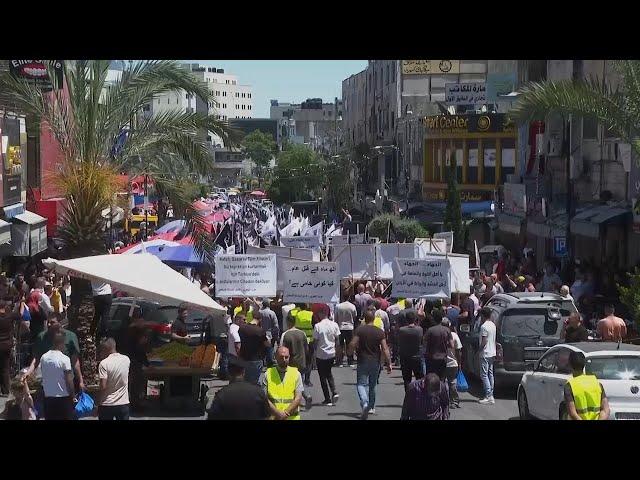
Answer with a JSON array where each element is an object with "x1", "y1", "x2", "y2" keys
[
  {"x1": 468, "y1": 140, "x2": 478, "y2": 184},
  {"x1": 501, "y1": 138, "x2": 516, "y2": 183},
  {"x1": 484, "y1": 140, "x2": 496, "y2": 185}
]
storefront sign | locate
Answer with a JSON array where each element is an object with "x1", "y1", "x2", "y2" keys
[
  {"x1": 553, "y1": 236, "x2": 568, "y2": 258},
  {"x1": 423, "y1": 113, "x2": 515, "y2": 134},
  {"x1": 486, "y1": 72, "x2": 518, "y2": 102},
  {"x1": 445, "y1": 82, "x2": 486, "y2": 105},
  {"x1": 503, "y1": 183, "x2": 527, "y2": 217},
  {"x1": 392, "y1": 257, "x2": 451, "y2": 299},
  {"x1": 214, "y1": 254, "x2": 277, "y2": 297},
  {"x1": 402, "y1": 60, "x2": 460, "y2": 75},
  {"x1": 282, "y1": 260, "x2": 339, "y2": 303},
  {"x1": 424, "y1": 189, "x2": 493, "y2": 202},
  {"x1": 9, "y1": 60, "x2": 64, "y2": 91}
]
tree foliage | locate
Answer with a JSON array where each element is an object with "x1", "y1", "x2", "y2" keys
[
  {"x1": 242, "y1": 129, "x2": 277, "y2": 186},
  {"x1": 618, "y1": 268, "x2": 640, "y2": 329},
  {"x1": 268, "y1": 144, "x2": 323, "y2": 204},
  {"x1": 367, "y1": 214, "x2": 428, "y2": 243}
]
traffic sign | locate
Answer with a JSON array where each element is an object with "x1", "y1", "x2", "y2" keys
[{"x1": 553, "y1": 236, "x2": 568, "y2": 258}]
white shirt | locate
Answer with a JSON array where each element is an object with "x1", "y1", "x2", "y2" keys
[
  {"x1": 281, "y1": 304, "x2": 296, "y2": 324},
  {"x1": 447, "y1": 331, "x2": 463, "y2": 368},
  {"x1": 480, "y1": 320, "x2": 497, "y2": 358},
  {"x1": 227, "y1": 323, "x2": 241, "y2": 357},
  {"x1": 334, "y1": 301, "x2": 357, "y2": 331},
  {"x1": 470, "y1": 294, "x2": 480, "y2": 315},
  {"x1": 98, "y1": 352, "x2": 130, "y2": 406},
  {"x1": 313, "y1": 319, "x2": 341, "y2": 360},
  {"x1": 40, "y1": 350, "x2": 72, "y2": 398},
  {"x1": 91, "y1": 281, "x2": 112, "y2": 296}
]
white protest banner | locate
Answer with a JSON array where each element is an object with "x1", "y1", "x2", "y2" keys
[
  {"x1": 214, "y1": 254, "x2": 276, "y2": 297},
  {"x1": 282, "y1": 260, "x2": 339, "y2": 303},
  {"x1": 349, "y1": 244, "x2": 376, "y2": 279},
  {"x1": 414, "y1": 238, "x2": 447, "y2": 258},
  {"x1": 330, "y1": 245, "x2": 351, "y2": 279},
  {"x1": 474, "y1": 241, "x2": 480, "y2": 268},
  {"x1": 377, "y1": 244, "x2": 399, "y2": 278},
  {"x1": 280, "y1": 236, "x2": 321, "y2": 248},
  {"x1": 433, "y1": 231, "x2": 454, "y2": 253},
  {"x1": 349, "y1": 234, "x2": 365, "y2": 244},
  {"x1": 392, "y1": 257, "x2": 451, "y2": 300},
  {"x1": 327, "y1": 235, "x2": 349, "y2": 246},
  {"x1": 423, "y1": 252, "x2": 470, "y2": 293}
]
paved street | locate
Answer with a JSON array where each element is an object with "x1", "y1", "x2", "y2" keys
[{"x1": 1, "y1": 364, "x2": 518, "y2": 420}]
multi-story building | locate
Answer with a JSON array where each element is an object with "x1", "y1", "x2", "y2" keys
[{"x1": 269, "y1": 98, "x2": 342, "y2": 153}]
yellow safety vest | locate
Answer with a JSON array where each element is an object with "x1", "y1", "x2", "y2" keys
[
  {"x1": 567, "y1": 374, "x2": 602, "y2": 420},
  {"x1": 266, "y1": 366, "x2": 301, "y2": 420},
  {"x1": 296, "y1": 310, "x2": 314, "y2": 343},
  {"x1": 373, "y1": 316, "x2": 384, "y2": 331},
  {"x1": 234, "y1": 305, "x2": 253, "y2": 323},
  {"x1": 397, "y1": 299, "x2": 406, "y2": 310}
]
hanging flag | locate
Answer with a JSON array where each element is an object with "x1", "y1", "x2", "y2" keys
[{"x1": 303, "y1": 221, "x2": 323, "y2": 237}]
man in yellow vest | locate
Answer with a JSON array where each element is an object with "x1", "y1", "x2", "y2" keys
[
  {"x1": 261, "y1": 346, "x2": 304, "y2": 420},
  {"x1": 564, "y1": 350, "x2": 609, "y2": 420},
  {"x1": 234, "y1": 298, "x2": 259, "y2": 324},
  {"x1": 294, "y1": 304, "x2": 315, "y2": 387}
]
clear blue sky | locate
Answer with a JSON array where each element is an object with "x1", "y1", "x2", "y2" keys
[{"x1": 187, "y1": 60, "x2": 367, "y2": 118}]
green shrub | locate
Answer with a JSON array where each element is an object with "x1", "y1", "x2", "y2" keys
[{"x1": 367, "y1": 214, "x2": 428, "y2": 242}]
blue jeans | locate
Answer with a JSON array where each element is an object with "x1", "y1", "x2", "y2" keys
[
  {"x1": 245, "y1": 360, "x2": 264, "y2": 385},
  {"x1": 214, "y1": 337, "x2": 229, "y2": 379},
  {"x1": 356, "y1": 360, "x2": 381, "y2": 409},
  {"x1": 480, "y1": 356, "x2": 495, "y2": 398}
]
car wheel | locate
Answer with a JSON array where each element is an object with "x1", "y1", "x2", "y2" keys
[{"x1": 517, "y1": 388, "x2": 531, "y2": 420}]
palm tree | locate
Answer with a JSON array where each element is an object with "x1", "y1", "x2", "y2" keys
[
  {"x1": 0, "y1": 60, "x2": 239, "y2": 384},
  {"x1": 509, "y1": 60, "x2": 640, "y2": 158}
]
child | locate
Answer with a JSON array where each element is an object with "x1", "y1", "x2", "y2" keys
[{"x1": 2, "y1": 376, "x2": 36, "y2": 420}]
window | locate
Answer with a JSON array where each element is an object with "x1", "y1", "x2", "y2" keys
[
  {"x1": 500, "y1": 308, "x2": 561, "y2": 337},
  {"x1": 248, "y1": 93, "x2": 251, "y2": 98},
  {"x1": 484, "y1": 140, "x2": 496, "y2": 185},
  {"x1": 222, "y1": 103, "x2": 227, "y2": 108},
  {"x1": 232, "y1": 80, "x2": 236, "y2": 85},
  {"x1": 167, "y1": 98, "x2": 170, "y2": 104},
  {"x1": 215, "y1": 91, "x2": 220, "y2": 96},
  {"x1": 538, "y1": 351, "x2": 558, "y2": 373},
  {"x1": 223, "y1": 92, "x2": 227, "y2": 97},
  {"x1": 467, "y1": 140, "x2": 478, "y2": 184},
  {"x1": 242, "y1": 105, "x2": 245, "y2": 110},
  {"x1": 586, "y1": 356, "x2": 640, "y2": 380},
  {"x1": 226, "y1": 80, "x2": 229, "y2": 84},
  {"x1": 236, "y1": 104, "x2": 240, "y2": 109},
  {"x1": 248, "y1": 105, "x2": 251, "y2": 110},
  {"x1": 242, "y1": 93, "x2": 245, "y2": 98},
  {"x1": 236, "y1": 93, "x2": 239, "y2": 98}
]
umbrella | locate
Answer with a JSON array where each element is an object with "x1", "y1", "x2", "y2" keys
[
  {"x1": 193, "y1": 200, "x2": 210, "y2": 211},
  {"x1": 250, "y1": 190, "x2": 266, "y2": 197},
  {"x1": 43, "y1": 254, "x2": 225, "y2": 314},
  {"x1": 156, "y1": 219, "x2": 186, "y2": 234},
  {"x1": 117, "y1": 232, "x2": 191, "y2": 254},
  {"x1": 141, "y1": 244, "x2": 209, "y2": 268},
  {"x1": 204, "y1": 212, "x2": 226, "y2": 223}
]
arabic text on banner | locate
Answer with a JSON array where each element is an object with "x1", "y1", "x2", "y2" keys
[
  {"x1": 214, "y1": 254, "x2": 277, "y2": 297},
  {"x1": 282, "y1": 260, "x2": 339, "y2": 303},
  {"x1": 280, "y1": 236, "x2": 322, "y2": 248},
  {"x1": 392, "y1": 257, "x2": 451, "y2": 299}
]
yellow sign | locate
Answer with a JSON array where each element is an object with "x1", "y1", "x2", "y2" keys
[
  {"x1": 7, "y1": 146, "x2": 21, "y2": 165},
  {"x1": 402, "y1": 60, "x2": 460, "y2": 75}
]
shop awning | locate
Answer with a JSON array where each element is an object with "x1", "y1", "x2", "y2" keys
[
  {"x1": 42, "y1": 253, "x2": 226, "y2": 315},
  {"x1": 0, "y1": 219, "x2": 10, "y2": 245},
  {"x1": 570, "y1": 205, "x2": 631, "y2": 239},
  {"x1": 3, "y1": 203, "x2": 24, "y2": 220},
  {"x1": 527, "y1": 214, "x2": 568, "y2": 239},
  {"x1": 496, "y1": 212, "x2": 524, "y2": 235},
  {"x1": 13, "y1": 210, "x2": 47, "y2": 225}
]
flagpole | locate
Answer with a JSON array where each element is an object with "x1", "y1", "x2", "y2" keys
[{"x1": 386, "y1": 218, "x2": 391, "y2": 243}]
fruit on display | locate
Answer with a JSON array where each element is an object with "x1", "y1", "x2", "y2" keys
[
  {"x1": 151, "y1": 343, "x2": 193, "y2": 362},
  {"x1": 190, "y1": 345, "x2": 206, "y2": 368},
  {"x1": 201, "y1": 345, "x2": 217, "y2": 369}
]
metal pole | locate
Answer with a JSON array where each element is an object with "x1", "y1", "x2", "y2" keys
[{"x1": 144, "y1": 173, "x2": 148, "y2": 241}]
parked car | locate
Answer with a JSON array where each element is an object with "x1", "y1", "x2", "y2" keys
[
  {"x1": 518, "y1": 342, "x2": 640, "y2": 420},
  {"x1": 106, "y1": 297, "x2": 208, "y2": 348},
  {"x1": 462, "y1": 292, "x2": 578, "y2": 391}
]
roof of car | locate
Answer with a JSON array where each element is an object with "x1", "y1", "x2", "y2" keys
[
  {"x1": 565, "y1": 342, "x2": 640, "y2": 353},
  {"x1": 504, "y1": 292, "x2": 565, "y2": 301}
]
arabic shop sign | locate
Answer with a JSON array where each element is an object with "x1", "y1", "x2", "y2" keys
[
  {"x1": 402, "y1": 60, "x2": 460, "y2": 75},
  {"x1": 422, "y1": 113, "x2": 515, "y2": 134},
  {"x1": 424, "y1": 189, "x2": 494, "y2": 202},
  {"x1": 9, "y1": 60, "x2": 64, "y2": 92},
  {"x1": 282, "y1": 260, "x2": 339, "y2": 303},
  {"x1": 445, "y1": 82, "x2": 486, "y2": 106}
]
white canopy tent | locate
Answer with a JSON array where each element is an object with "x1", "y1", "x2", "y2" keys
[{"x1": 43, "y1": 253, "x2": 226, "y2": 315}]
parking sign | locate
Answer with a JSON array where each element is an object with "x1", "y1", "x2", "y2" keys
[{"x1": 554, "y1": 236, "x2": 568, "y2": 258}]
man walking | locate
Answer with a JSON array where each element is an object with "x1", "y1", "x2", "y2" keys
[
  {"x1": 424, "y1": 313, "x2": 453, "y2": 380},
  {"x1": 596, "y1": 304, "x2": 627, "y2": 342},
  {"x1": 312, "y1": 304, "x2": 340, "y2": 406},
  {"x1": 442, "y1": 318, "x2": 462, "y2": 409},
  {"x1": 348, "y1": 309, "x2": 392, "y2": 419},
  {"x1": 261, "y1": 346, "x2": 304, "y2": 420},
  {"x1": 40, "y1": 333, "x2": 75, "y2": 420},
  {"x1": 97, "y1": 338, "x2": 131, "y2": 420},
  {"x1": 354, "y1": 283, "x2": 372, "y2": 321},
  {"x1": 259, "y1": 299, "x2": 280, "y2": 367},
  {"x1": 564, "y1": 350, "x2": 609, "y2": 420},
  {"x1": 334, "y1": 296, "x2": 357, "y2": 367},
  {"x1": 397, "y1": 309, "x2": 424, "y2": 390},
  {"x1": 478, "y1": 307, "x2": 496, "y2": 405},
  {"x1": 238, "y1": 312, "x2": 269, "y2": 385},
  {"x1": 92, "y1": 281, "x2": 112, "y2": 339},
  {"x1": 208, "y1": 357, "x2": 271, "y2": 420}
]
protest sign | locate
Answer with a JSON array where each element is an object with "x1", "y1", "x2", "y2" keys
[
  {"x1": 282, "y1": 260, "x2": 339, "y2": 303},
  {"x1": 214, "y1": 254, "x2": 276, "y2": 297},
  {"x1": 280, "y1": 236, "x2": 322, "y2": 248},
  {"x1": 392, "y1": 257, "x2": 451, "y2": 299}
]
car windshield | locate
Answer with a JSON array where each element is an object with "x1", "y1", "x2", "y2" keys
[
  {"x1": 586, "y1": 356, "x2": 640, "y2": 380},
  {"x1": 157, "y1": 307, "x2": 205, "y2": 324},
  {"x1": 501, "y1": 308, "x2": 561, "y2": 337}
]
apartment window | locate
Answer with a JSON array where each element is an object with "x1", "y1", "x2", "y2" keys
[
  {"x1": 167, "y1": 98, "x2": 170, "y2": 104},
  {"x1": 236, "y1": 116, "x2": 239, "y2": 119},
  {"x1": 216, "y1": 91, "x2": 220, "y2": 96},
  {"x1": 235, "y1": 92, "x2": 239, "y2": 98},
  {"x1": 248, "y1": 93, "x2": 251, "y2": 98},
  {"x1": 236, "y1": 104, "x2": 240, "y2": 109},
  {"x1": 223, "y1": 92, "x2": 226, "y2": 97},
  {"x1": 233, "y1": 81, "x2": 236, "y2": 85},
  {"x1": 226, "y1": 80, "x2": 229, "y2": 84},
  {"x1": 248, "y1": 105, "x2": 251, "y2": 110}
]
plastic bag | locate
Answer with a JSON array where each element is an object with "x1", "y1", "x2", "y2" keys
[
  {"x1": 74, "y1": 391, "x2": 95, "y2": 419},
  {"x1": 456, "y1": 370, "x2": 469, "y2": 392}
]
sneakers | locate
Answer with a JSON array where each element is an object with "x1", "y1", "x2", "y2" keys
[
  {"x1": 478, "y1": 396, "x2": 495, "y2": 405},
  {"x1": 332, "y1": 393, "x2": 339, "y2": 404},
  {"x1": 360, "y1": 402, "x2": 369, "y2": 420},
  {"x1": 321, "y1": 400, "x2": 334, "y2": 406},
  {"x1": 368, "y1": 408, "x2": 376, "y2": 415}
]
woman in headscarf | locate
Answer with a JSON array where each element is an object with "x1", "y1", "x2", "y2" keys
[{"x1": 401, "y1": 373, "x2": 450, "y2": 420}]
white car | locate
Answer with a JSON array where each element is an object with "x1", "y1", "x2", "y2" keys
[{"x1": 518, "y1": 342, "x2": 640, "y2": 420}]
